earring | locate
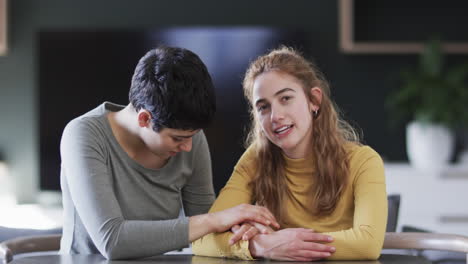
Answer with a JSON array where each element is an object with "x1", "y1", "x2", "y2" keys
[{"x1": 313, "y1": 109, "x2": 319, "y2": 118}]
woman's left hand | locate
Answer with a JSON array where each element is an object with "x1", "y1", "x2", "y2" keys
[{"x1": 229, "y1": 222, "x2": 275, "y2": 245}]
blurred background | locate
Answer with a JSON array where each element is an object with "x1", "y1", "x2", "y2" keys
[{"x1": 0, "y1": 0, "x2": 468, "y2": 235}]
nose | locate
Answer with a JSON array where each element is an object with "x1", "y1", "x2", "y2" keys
[
  {"x1": 270, "y1": 104, "x2": 285, "y2": 123},
  {"x1": 179, "y1": 138, "x2": 193, "y2": 152}
]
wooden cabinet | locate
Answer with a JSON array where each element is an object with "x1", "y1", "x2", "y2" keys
[{"x1": 385, "y1": 163, "x2": 468, "y2": 235}]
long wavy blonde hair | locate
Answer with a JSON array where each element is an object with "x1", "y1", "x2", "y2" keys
[{"x1": 243, "y1": 47, "x2": 360, "y2": 223}]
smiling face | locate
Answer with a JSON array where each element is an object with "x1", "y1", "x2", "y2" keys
[{"x1": 253, "y1": 70, "x2": 318, "y2": 159}]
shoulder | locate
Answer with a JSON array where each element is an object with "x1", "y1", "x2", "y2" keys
[
  {"x1": 61, "y1": 104, "x2": 110, "y2": 148},
  {"x1": 233, "y1": 144, "x2": 257, "y2": 172},
  {"x1": 239, "y1": 144, "x2": 257, "y2": 163},
  {"x1": 62, "y1": 115, "x2": 105, "y2": 141},
  {"x1": 345, "y1": 143, "x2": 385, "y2": 183},
  {"x1": 346, "y1": 143, "x2": 383, "y2": 166},
  {"x1": 60, "y1": 116, "x2": 111, "y2": 163}
]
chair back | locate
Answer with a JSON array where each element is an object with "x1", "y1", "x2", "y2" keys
[
  {"x1": 386, "y1": 194, "x2": 400, "y2": 232},
  {"x1": 383, "y1": 232, "x2": 468, "y2": 264},
  {"x1": 0, "y1": 234, "x2": 61, "y2": 263}
]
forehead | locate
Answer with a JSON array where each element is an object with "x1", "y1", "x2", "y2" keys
[
  {"x1": 252, "y1": 71, "x2": 304, "y2": 101},
  {"x1": 159, "y1": 128, "x2": 199, "y2": 137}
]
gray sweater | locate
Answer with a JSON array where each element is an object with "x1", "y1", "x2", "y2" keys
[{"x1": 59, "y1": 102, "x2": 215, "y2": 259}]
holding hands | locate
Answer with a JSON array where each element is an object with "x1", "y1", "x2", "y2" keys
[
  {"x1": 251, "y1": 228, "x2": 335, "y2": 261},
  {"x1": 194, "y1": 203, "x2": 336, "y2": 261},
  {"x1": 189, "y1": 204, "x2": 280, "y2": 242},
  {"x1": 233, "y1": 226, "x2": 335, "y2": 262},
  {"x1": 229, "y1": 221, "x2": 275, "y2": 245},
  {"x1": 209, "y1": 204, "x2": 280, "y2": 233}
]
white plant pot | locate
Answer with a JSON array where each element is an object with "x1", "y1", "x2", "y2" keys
[{"x1": 406, "y1": 121, "x2": 454, "y2": 171}]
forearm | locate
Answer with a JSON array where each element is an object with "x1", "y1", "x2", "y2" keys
[
  {"x1": 324, "y1": 147, "x2": 387, "y2": 260},
  {"x1": 246, "y1": 229, "x2": 335, "y2": 261},
  {"x1": 190, "y1": 207, "x2": 275, "y2": 260},
  {"x1": 97, "y1": 218, "x2": 191, "y2": 260},
  {"x1": 104, "y1": 210, "x2": 217, "y2": 258},
  {"x1": 322, "y1": 227, "x2": 384, "y2": 260},
  {"x1": 189, "y1": 213, "x2": 216, "y2": 241},
  {"x1": 192, "y1": 231, "x2": 253, "y2": 260}
]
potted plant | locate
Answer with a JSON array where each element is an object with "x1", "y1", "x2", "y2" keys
[{"x1": 387, "y1": 39, "x2": 468, "y2": 171}]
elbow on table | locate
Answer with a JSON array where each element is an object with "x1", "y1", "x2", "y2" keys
[
  {"x1": 102, "y1": 247, "x2": 126, "y2": 260},
  {"x1": 362, "y1": 248, "x2": 381, "y2": 260},
  {"x1": 353, "y1": 228, "x2": 385, "y2": 260},
  {"x1": 97, "y1": 220, "x2": 129, "y2": 260},
  {"x1": 101, "y1": 241, "x2": 132, "y2": 260},
  {"x1": 358, "y1": 241, "x2": 383, "y2": 260}
]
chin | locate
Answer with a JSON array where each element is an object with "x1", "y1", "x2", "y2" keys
[
  {"x1": 280, "y1": 141, "x2": 301, "y2": 154},
  {"x1": 273, "y1": 143, "x2": 291, "y2": 153}
]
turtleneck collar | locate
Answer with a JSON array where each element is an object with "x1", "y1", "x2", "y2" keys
[{"x1": 282, "y1": 150, "x2": 315, "y2": 172}]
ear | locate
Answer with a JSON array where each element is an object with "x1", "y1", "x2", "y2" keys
[
  {"x1": 309, "y1": 87, "x2": 323, "y2": 111},
  {"x1": 137, "y1": 110, "x2": 152, "y2": 128}
]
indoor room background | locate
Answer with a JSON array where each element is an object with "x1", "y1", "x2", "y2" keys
[{"x1": 0, "y1": 0, "x2": 467, "y2": 222}]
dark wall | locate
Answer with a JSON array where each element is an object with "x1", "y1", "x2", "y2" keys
[
  {"x1": 0, "y1": 0, "x2": 467, "y2": 201},
  {"x1": 38, "y1": 28, "x2": 311, "y2": 192}
]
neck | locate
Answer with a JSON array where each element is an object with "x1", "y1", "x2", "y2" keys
[
  {"x1": 110, "y1": 105, "x2": 142, "y2": 152},
  {"x1": 283, "y1": 134, "x2": 314, "y2": 159},
  {"x1": 108, "y1": 105, "x2": 168, "y2": 169},
  {"x1": 283, "y1": 148, "x2": 313, "y2": 159},
  {"x1": 108, "y1": 104, "x2": 158, "y2": 162}
]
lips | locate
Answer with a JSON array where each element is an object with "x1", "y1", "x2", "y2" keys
[{"x1": 274, "y1": 125, "x2": 293, "y2": 134}]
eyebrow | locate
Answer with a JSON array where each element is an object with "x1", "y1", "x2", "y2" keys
[
  {"x1": 172, "y1": 135, "x2": 193, "y2": 139},
  {"x1": 255, "y1": 88, "x2": 296, "y2": 106},
  {"x1": 172, "y1": 131, "x2": 199, "y2": 138}
]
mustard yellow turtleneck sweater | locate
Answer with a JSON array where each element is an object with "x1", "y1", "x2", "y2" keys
[{"x1": 192, "y1": 144, "x2": 387, "y2": 260}]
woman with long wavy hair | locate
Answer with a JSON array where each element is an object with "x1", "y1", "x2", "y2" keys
[{"x1": 192, "y1": 47, "x2": 387, "y2": 261}]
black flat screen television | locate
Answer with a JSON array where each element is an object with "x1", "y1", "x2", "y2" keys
[{"x1": 38, "y1": 27, "x2": 311, "y2": 193}]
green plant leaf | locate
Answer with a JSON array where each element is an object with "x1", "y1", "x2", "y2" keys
[
  {"x1": 420, "y1": 38, "x2": 443, "y2": 77},
  {"x1": 386, "y1": 38, "x2": 468, "y2": 129}
]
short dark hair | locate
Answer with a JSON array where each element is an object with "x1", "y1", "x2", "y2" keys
[{"x1": 129, "y1": 46, "x2": 216, "y2": 132}]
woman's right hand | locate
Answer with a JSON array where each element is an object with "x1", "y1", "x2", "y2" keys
[
  {"x1": 209, "y1": 204, "x2": 280, "y2": 233},
  {"x1": 249, "y1": 228, "x2": 335, "y2": 261}
]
